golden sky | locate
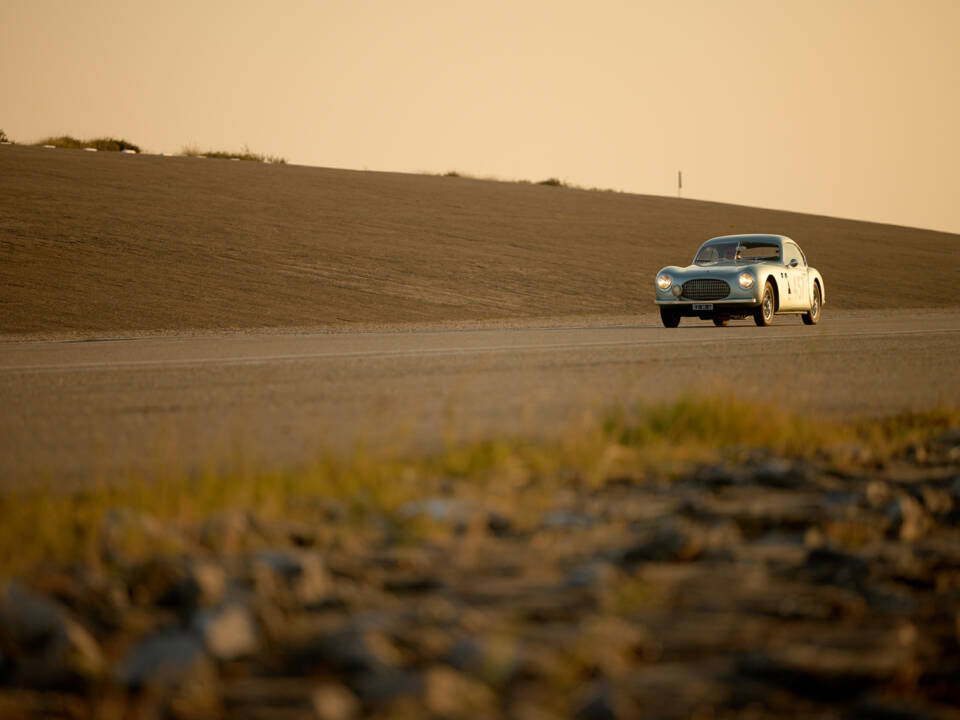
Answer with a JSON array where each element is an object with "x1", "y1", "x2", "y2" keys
[{"x1": 2, "y1": 0, "x2": 958, "y2": 233}]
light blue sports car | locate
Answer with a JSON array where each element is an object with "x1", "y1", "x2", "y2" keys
[{"x1": 654, "y1": 234, "x2": 825, "y2": 327}]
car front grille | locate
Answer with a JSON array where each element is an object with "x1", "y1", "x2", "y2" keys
[{"x1": 682, "y1": 278, "x2": 730, "y2": 301}]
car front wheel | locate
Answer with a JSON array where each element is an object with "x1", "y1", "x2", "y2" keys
[
  {"x1": 660, "y1": 308, "x2": 680, "y2": 328},
  {"x1": 802, "y1": 283, "x2": 821, "y2": 325},
  {"x1": 754, "y1": 282, "x2": 775, "y2": 327}
]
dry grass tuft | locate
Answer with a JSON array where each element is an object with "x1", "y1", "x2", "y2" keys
[
  {"x1": 181, "y1": 144, "x2": 286, "y2": 164},
  {"x1": 34, "y1": 135, "x2": 141, "y2": 152},
  {"x1": 0, "y1": 396, "x2": 955, "y2": 576},
  {"x1": 435, "y1": 170, "x2": 622, "y2": 193}
]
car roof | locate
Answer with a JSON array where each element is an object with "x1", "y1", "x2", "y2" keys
[{"x1": 702, "y1": 234, "x2": 792, "y2": 246}]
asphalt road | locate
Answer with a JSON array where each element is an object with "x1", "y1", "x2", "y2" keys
[{"x1": 2, "y1": 309, "x2": 959, "y2": 488}]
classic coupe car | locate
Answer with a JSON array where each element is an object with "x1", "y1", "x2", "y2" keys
[{"x1": 654, "y1": 234, "x2": 824, "y2": 327}]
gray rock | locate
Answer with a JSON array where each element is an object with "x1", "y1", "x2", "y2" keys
[
  {"x1": 865, "y1": 480, "x2": 892, "y2": 508},
  {"x1": 850, "y1": 695, "x2": 938, "y2": 720},
  {"x1": 574, "y1": 681, "x2": 620, "y2": 720},
  {"x1": 620, "y1": 518, "x2": 704, "y2": 564},
  {"x1": 118, "y1": 630, "x2": 211, "y2": 688},
  {"x1": 353, "y1": 667, "x2": 422, "y2": 705},
  {"x1": 543, "y1": 509, "x2": 592, "y2": 530},
  {"x1": 397, "y1": 497, "x2": 472, "y2": 528},
  {"x1": 381, "y1": 571, "x2": 444, "y2": 593},
  {"x1": 694, "y1": 463, "x2": 740, "y2": 487},
  {"x1": 447, "y1": 634, "x2": 522, "y2": 686},
  {"x1": 487, "y1": 511, "x2": 512, "y2": 536},
  {"x1": 921, "y1": 485, "x2": 953, "y2": 515},
  {"x1": 254, "y1": 549, "x2": 331, "y2": 606},
  {"x1": 566, "y1": 562, "x2": 621, "y2": 612},
  {"x1": 193, "y1": 603, "x2": 259, "y2": 661},
  {"x1": 863, "y1": 584, "x2": 919, "y2": 614},
  {"x1": 117, "y1": 630, "x2": 220, "y2": 716},
  {"x1": 886, "y1": 494, "x2": 931, "y2": 542},
  {"x1": 0, "y1": 581, "x2": 103, "y2": 688},
  {"x1": 286, "y1": 626, "x2": 403, "y2": 675},
  {"x1": 741, "y1": 640, "x2": 912, "y2": 700},
  {"x1": 398, "y1": 497, "x2": 510, "y2": 536},
  {"x1": 829, "y1": 443, "x2": 875, "y2": 466},
  {"x1": 735, "y1": 494, "x2": 824, "y2": 537},
  {"x1": 907, "y1": 443, "x2": 928, "y2": 463},
  {"x1": 128, "y1": 557, "x2": 226, "y2": 612},
  {"x1": 705, "y1": 520, "x2": 744, "y2": 555},
  {"x1": 312, "y1": 682, "x2": 361, "y2": 720},
  {"x1": 567, "y1": 561, "x2": 620, "y2": 590},
  {"x1": 425, "y1": 666, "x2": 496, "y2": 719},
  {"x1": 803, "y1": 547, "x2": 870, "y2": 589},
  {"x1": 751, "y1": 459, "x2": 812, "y2": 488},
  {"x1": 190, "y1": 561, "x2": 228, "y2": 606},
  {"x1": 199, "y1": 509, "x2": 252, "y2": 553}
]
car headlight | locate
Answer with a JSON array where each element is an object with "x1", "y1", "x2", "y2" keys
[
  {"x1": 657, "y1": 273, "x2": 672, "y2": 291},
  {"x1": 738, "y1": 272, "x2": 754, "y2": 289}
]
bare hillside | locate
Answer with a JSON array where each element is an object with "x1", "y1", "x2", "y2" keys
[{"x1": 1, "y1": 145, "x2": 957, "y2": 334}]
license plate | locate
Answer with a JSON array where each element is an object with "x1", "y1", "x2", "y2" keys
[{"x1": 692, "y1": 303, "x2": 713, "y2": 311}]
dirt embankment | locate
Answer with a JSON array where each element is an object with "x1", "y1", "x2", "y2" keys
[{"x1": 1, "y1": 145, "x2": 958, "y2": 335}]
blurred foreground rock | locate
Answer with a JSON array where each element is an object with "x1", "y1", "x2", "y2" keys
[
  {"x1": 2, "y1": 440, "x2": 960, "y2": 718},
  {"x1": 0, "y1": 582, "x2": 103, "y2": 689}
]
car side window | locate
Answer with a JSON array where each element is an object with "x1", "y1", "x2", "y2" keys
[{"x1": 783, "y1": 244, "x2": 802, "y2": 266}]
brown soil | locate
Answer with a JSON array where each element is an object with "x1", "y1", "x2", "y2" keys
[{"x1": 1, "y1": 145, "x2": 958, "y2": 335}]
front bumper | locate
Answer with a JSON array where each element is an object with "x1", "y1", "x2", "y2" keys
[{"x1": 654, "y1": 299, "x2": 762, "y2": 317}]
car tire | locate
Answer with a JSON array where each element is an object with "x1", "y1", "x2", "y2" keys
[
  {"x1": 660, "y1": 308, "x2": 680, "y2": 328},
  {"x1": 712, "y1": 316, "x2": 729, "y2": 327},
  {"x1": 754, "y1": 282, "x2": 775, "y2": 327},
  {"x1": 802, "y1": 283, "x2": 821, "y2": 325}
]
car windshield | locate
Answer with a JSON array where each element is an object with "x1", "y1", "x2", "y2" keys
[{"x1": 694, "y1": 241, "x2": 780, "y2": 265}]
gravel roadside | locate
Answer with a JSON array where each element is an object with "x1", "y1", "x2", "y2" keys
[{"x1": 2, "y1": 432, "x2": 959, "y2": 718}]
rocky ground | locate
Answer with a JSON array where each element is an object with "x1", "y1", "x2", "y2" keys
[{"x1": 2, "y1": 431, "x2": 960, "y2": 719}]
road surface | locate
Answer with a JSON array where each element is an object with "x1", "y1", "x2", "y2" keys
[{"x1": 2, "y1": 310, "x2": 959, "y2": 487}]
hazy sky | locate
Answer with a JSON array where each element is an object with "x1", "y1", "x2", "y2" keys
[{"x1": 3, "y1": 0, "x2": 958, "y2": 233}]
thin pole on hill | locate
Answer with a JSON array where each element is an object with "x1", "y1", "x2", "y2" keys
[{"x1": 678, "y1": 170, "x2": 683, "y2": 199}]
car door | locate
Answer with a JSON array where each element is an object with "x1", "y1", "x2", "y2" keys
[
  {"x1": 794, "y1": 246, "x2": 811, "y2": 309},
  {"x1": 781, "y1": 243, "x2": 807, "y2": 310}
]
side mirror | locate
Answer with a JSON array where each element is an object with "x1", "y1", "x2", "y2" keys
[{"x1": 789, "y1": 259, "x2": 799, "y2": 268}]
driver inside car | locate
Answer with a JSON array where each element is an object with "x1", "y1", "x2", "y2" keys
[{"x1": 720, "y1": 244, "x2": 741, "y2": 261}]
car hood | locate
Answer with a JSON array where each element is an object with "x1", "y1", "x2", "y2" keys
[{"x1": 657, "y1": 263, "x2": 756, "y2": 279}]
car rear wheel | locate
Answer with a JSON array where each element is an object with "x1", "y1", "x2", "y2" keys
[
  {"x1": 802, "y1": 283, "x2": 821, "y2": 325},
  {"x1": 754, "y1": 282, "x2": 775, "y2": 327},
  {"x1": 712, "y1": 316, "x2": 729, "y2": 327},
  {"x1": 660, "y1": 308, "x2": 680, "y2": 328}
]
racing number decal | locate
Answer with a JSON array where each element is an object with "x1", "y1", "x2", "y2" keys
[{"x1": 780, "y1": 272, "x2": 791, "y2": 294}]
